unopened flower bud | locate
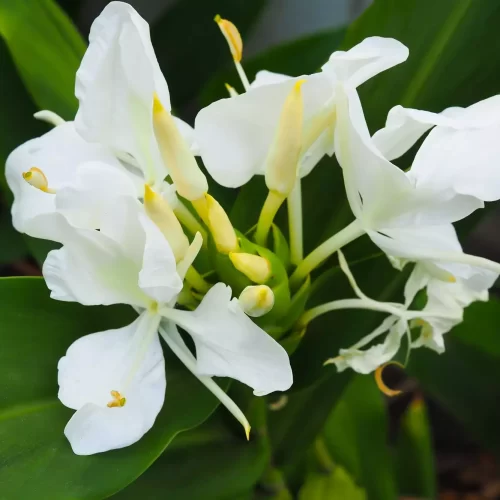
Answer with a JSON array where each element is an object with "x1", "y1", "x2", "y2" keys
[
  {"x1": 144, "y1": 184, "x2": 189, "y2": 262},
  {"x1": 206, "y1": 194, "x2": 238, "y2": 253},
  {"x1": 239, "y1": 285, "x2": 274, "y2": 317},
  {"x1": 152, "y1": 94, "x2": 208, "y2": 201},
  {"x1": 265, "y1": 80, "x2": 305, "y2": 197},
  {"x1": 214, "y1": 15, "x2": 243, "y2": 62},
  {"x1": 229, "y1": 252, "x2": 271, "y2": 284}
]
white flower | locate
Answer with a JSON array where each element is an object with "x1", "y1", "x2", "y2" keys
[
  {"x1": 44, "y1": 176, "x2": 292, "y2": 454},
  {"x1": 195, "y1": 37, "x2": 409, "y2": 188}
]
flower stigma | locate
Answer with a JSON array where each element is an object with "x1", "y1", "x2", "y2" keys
[
  {"x1": 22, "y1": 167, "x2": 56, "y2": 194},
  {"x1": 107, "y1": 390, "x2": 126, "y2": 408}
]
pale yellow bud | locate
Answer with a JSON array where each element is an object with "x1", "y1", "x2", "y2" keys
[
  {"x1": 22, "y1": 167, "x2": 56, "y2": 193},
  {"x1": 264, "y1": 80, "x2": 305, "y2": 196},
  {"x1": 238, "y1": 285, "x2": 275, "y2": 317},
  {"x1": 229, "y1": 252, "x2": 271, "y2": 284},
  {"x1": 152, "y1": 94, "x2": 208, "y2": 201},
  {"x1": 206, "y1": 194, "x2": 238, "y2": 254},
  {"x1": 144, "y1": 184, "x2": 189, "y2": 262},
  {"x1": 214, "y1": 15, "x2": 243, "y2": 62}
]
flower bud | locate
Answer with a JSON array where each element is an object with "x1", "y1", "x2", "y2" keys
[
  {"x1": 152, "y1": 94, "x2": 208, "y2": 201},
  {"x1": 239, "y1": 285, "x2": 274, "y2": 317},
  {"x1": 229, "y1": 252, "x2": 271, "y2": 284},
  {"x1": 264, "y1": 80, "x2": 305, "y2": 197},
  {"x1": 214, "y1": 15, "x2": 243, "y2": 62},
  {"x1": 144, "y1": 184, "x2": 189, "y2": 262},
  {"x1": 206, "y1": 194, "x2": 239, "y2": 254}
]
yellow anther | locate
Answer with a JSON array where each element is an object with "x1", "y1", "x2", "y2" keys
[
  {"x1": 239, "y1": 285, "x2": 275, "y2": 317},
  {"x1": 107, "y1": 390, "x2": 126, "y2": 408},
  {"x1": 229, "y1": 252, "x2": 271, "y2": 284},
  {"x1": 144, "y1": 184, "x2": 190, "y2": 262},
  {"x1": 206, "y1": 194, "x2": 238, "y2": 254},
  {"x1": 152, "y1": 94, "x2": 208, "y2": 201},
  {"x1": 374, "y1": 361, "x2": 404, "y2": 397},
  {"x1": 412, "y1": 318, "x2": 433, "y2": 339},
  {"x1": 268, "y1": 395, "x2": 288, "y2": 411},
  {"x1": 224, "y1": 82, "x2": 239, "y2": 97},
  {"x1": 448, "y1": 275, "x2": 457, "y2": 283},
  {"x1": 245, "y1": 423, "x2": 251, "y2": 441},
  {"x1": 22, "y1": 167, "x2": 56, "y2": 194},
  {"x1": 215, "y1": 15, "x2": 243, "y2": 62},
  {"x1": 264, "y1": 80, "x2": 306, "y2": 197}
]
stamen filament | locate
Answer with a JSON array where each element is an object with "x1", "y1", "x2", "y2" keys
[
  {"x1": 255, "y1": 190, "x2": 286, "y2": 247},
  {"x1": 235, "y1": 61, "x2": 250, "y2": 91},
  {"x1": 33, "y1": 110, "x2": 65, "y2": 127},
  {"x1": 158, "y1": 323, "x2": 251, "y2": 440},
  {"x1": 288, "y1": 179, "x2": 303, "y2": 264},
  {"x1": 290, "y1": 219, "x2": 365, "y2": 288}
]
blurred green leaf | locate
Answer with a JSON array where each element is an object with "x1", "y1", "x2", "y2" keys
[
  {"x1": 0, "y1": 206, "x2": 28, "y2": 265},
  {"x1": 395, "y1": 397, "x2": 437, "y2": 499},
  {"x1": 114, "y1": 408, "x2": 270, "y2": 500},
  {"x1": 323, "y1": 375, "x2": 397, "y2": 500},
  {"x1": 0, "y1": 0, "x2": 85, "y2": 118},
  {"x1": 409, "y1": 298, "x2": 500, "y2": 455},
  {"x1": 0, "y1": 278, "x2": 226, "y2": 499},
  {"x1": 152, "y1": 0, "x2": 268, "y2": 110},
  {"x1": 298, "y1": 466, "x2": 366, "y2": 500}
]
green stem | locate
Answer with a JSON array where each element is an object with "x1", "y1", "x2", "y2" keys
[
  {"x1": 288, "y1": 179, "x2": 303, "y2": 265},
  {"x1": 255, "y1": 190, "x2": 286, "y2": 247},
  {"x1": 185, "y1": 266, "x2": 211, "y2": 293},
  {"x1": 290, "y1": 219, "x2": 365, "y2": 288}
]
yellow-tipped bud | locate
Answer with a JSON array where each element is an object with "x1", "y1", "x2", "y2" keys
[
  {"x1": 264, "y1": 80, "x2": 305, "y2": 197},
  {"x1": 206, "y1": 194, "x2": 238, "y2": 254},
  {"x1": 144, "y1": 184, "x2": 190, "y2": 262},
  {"x1": 238, "y1": 285, "x2": 275, "y2": 317},
  {"x1": 215, "y1": 15, "x2": 243, "y2": 62},
  {"x1": 22, "y1": 167, "x2": 56, "y2": 193},
  {"x1": 229, "y1": 252, "x2": 271, "y2": 284},
  {"x1": 224, "y1": 82, "x2": 239, "y2": 97},
  {"x1": 152, "y1": 94, "x2": 208, "y2": 201}
]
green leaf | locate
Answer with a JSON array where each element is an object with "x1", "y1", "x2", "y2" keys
[
  {"x1": 152, "y1": 0, "x2": 268, "y2": 110},
  {"x1": 114, "y1": 408, "x2": 270, "y2": 500},
  {"x1": 408, "y1": 298, "x2": 500, "y2": 455},
  {"x1": 298, "y1": 466, "x2": 366, "y2": 500},
  {"x1": 395, "y1": 398, "x2": 437, "y2": 499},
  {"x1": 0, "y1": 278, "x2": 226, "y2": 499},
  {"x1": 323, "y1": 375, "x2": 397, "y2": 500},
  {"x1": 0, "y1": 0, "x2": 86, "y2": 118},
  {"x1": 0, "y1": 206, "x2": 28, "y2": 265}
]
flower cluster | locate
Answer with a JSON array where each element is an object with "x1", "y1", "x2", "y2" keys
[{"x1": 6, "y1": 1, "x2": 500, "y2": 455}]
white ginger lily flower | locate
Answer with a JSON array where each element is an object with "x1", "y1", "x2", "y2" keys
[
  {"x1": 373, "y1": 96, "x2": 500, "y2": 204},
  {"x1": 44, "y1": 168, "x2": 291, "y2": 455},
  {"x1": 195, "y1": 37, "x2": 409, "y2": 189},
  {"x1": 75, "y1": 1, "x2": 205, "y2": 201}
]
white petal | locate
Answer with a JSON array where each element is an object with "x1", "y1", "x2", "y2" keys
[
  {"x1": 75, "y1": 2, "x2": 168, "y2": 183},
  {"x1": 322, "y1": 37, "x2": 409, "y2": 88},
  {"x1": 195, "y1": 73, "x2": 332, "y2": 188},
  {"x1": 372, "y1": 105, "x2": 459, "y2": 161},
  {"x1": 5, "y1": 122, "x2": 118, "y2": 240},
  {"x1": 43, "y1": 227, "x2": 149, "y2": 307},
  {"x1": 59, "y1": 313, "x2": 165, "y2": 454},
  {"x1": 251, "y1": 70, "x2": 293, "y2": 88},
  {"x1": 333, "y1": 320, "x2": 405, "y2": 374},
  {"x1": 163, "y1": 283, "x2": 292, "y2": 395},
  {"x1": 138, "y1": 213, "x2": 183, "y2": 304}
]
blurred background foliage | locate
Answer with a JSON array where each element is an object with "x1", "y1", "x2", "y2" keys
[{"x1": 1, "y1": 0, "x2": 500, "y2": 498}]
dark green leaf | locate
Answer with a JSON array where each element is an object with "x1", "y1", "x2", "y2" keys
[
  {"x1": 0, "y1": 0, "x2": 86, "y2": 118},
  {"x1": 114, "y1": 408, "x2": 270, "y2": 500},
  {"x1": 0, "y1": 206, "x2": 28, "y2": 265},
  {"x1": 152, "y1": 0, "x2": 267, "y2": 110},
  {"x1": 395, "y1": 397, "x2": 437, "y2": 499},
  {"x1": 0, "y1": 278, "x2": 226, "y2": 499},
  {"x1": 323, "y1": 375, "x2": 397, "y2": 500}
]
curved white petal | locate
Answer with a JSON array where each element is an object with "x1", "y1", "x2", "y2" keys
[
  {"x1": 322, "y1": 37, "x2": 409, "y2": 88},
  {"x1": 5, "y1": 122, "x2": 118, "y2": 240},
  {"x1": 138, "y1": 213, "x2": 183, "y2": 304},
  {"x1": 195, "y1": 73, "x2": 332, "y2": 188},
  {"x1": 163, "y1": 283, "x2": 292, "y2": 395},
  {"x1": 251, "y1": 70, "x2": 293, "y2": 88},
  {"x1": 43, "y1": 227, "x2": 149, "y2": 307},
  {"x1": 372, "y1": 105, "x2": 460, "y2": 161},
  {"x1": 59, "y1": 313, "x2": 165, "y2": 454},
  {"x1": 75, "y1": 1, "x2": 168, "y2": 183}
]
